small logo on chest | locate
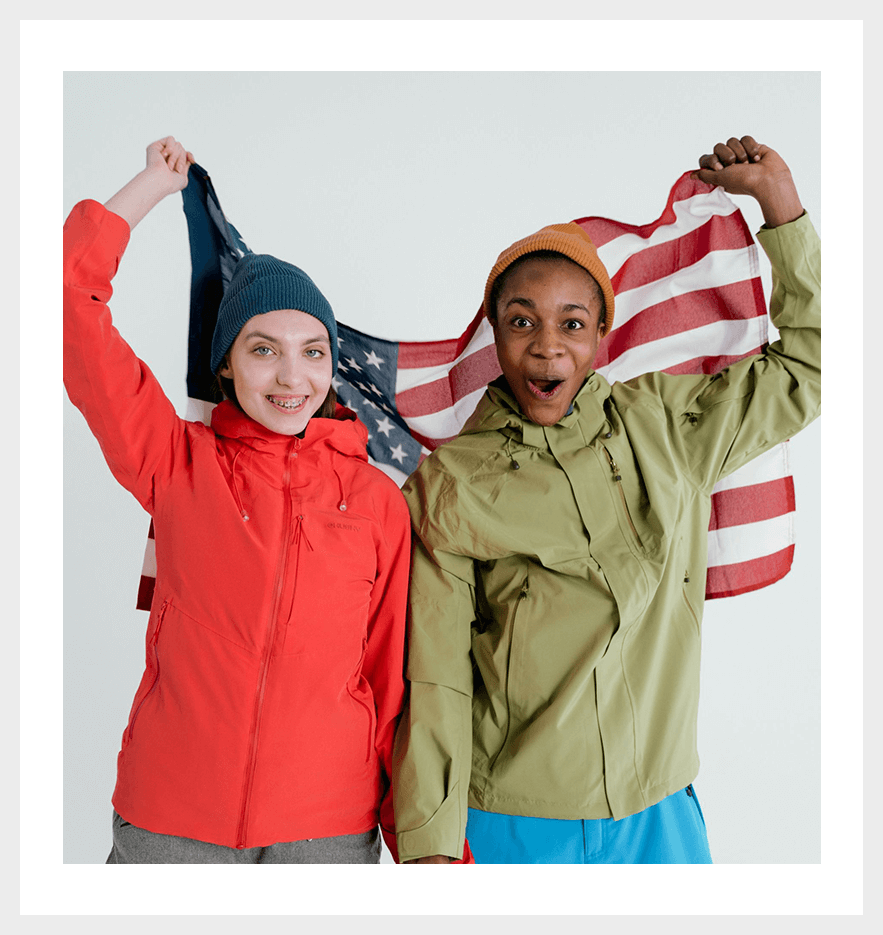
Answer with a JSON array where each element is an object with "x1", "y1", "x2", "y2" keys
[{"x1": 327, "y1": 521, "x2": 362, "y2": 532}]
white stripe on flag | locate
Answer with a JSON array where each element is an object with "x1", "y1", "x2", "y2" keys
[
  {"x1": 597, "y1": 317, "x2": 768, "y2": 384},
  {"x1": 596, "y1": 189, "x2": 740, "y2": 276},
  {"x1": 395, "y1": 318, "x2": 496, "y2": 393},
  {"x1": 610, "y1": 245, "x2": 760, "y2": 330},
  {"x1": 707, "y1": 511, "x2": 795, "y2": 568},
  {"x1": 713, "y1": 443, "x2": 791, "y2": 493},
  {"x1": 401, "y1": 385, "x2": 488, "y2": 442}
]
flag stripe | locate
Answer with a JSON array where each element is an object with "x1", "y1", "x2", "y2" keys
[
  {"x1": 396, "y1": 312, "x2": 487, "y2": 370},
  {"x1": 713, "y1": 444, "x2": 790, "y2": 492},
  {"x1": 607, "y1": 246, "x2": 763, "y2": 332},
  {"x1": 595, "y1": 279, "x2": 767, "y2": 370},
  {"x1": 707, "y1": 512, "x2": 794, "y2": 568},
  {"x1": 705, "y1": 545, "x2": 795, "y2": 599},
  {"x1": 395, "y1": 318, "x2": 496, "y2": 393},
  {"x1": 396, "y1": 343, "x2": 500, "y2": 418},
  {"x1": 583, "y1": 179, "x2": 741, "y2": 251},
  {"x1": 709, "y1": 476, "x2": 796, "y2": 531},
  {"x1": 605, "y1": 211, "x2": 759, "y2": 296}
]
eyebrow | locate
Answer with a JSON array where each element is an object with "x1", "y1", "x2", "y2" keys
[
  {"x1": 244, "y1": 331, "x2": 330, "y2": 345},
  {"x1": 504, "y1": 297, "x2": 594, "y2": 314}
]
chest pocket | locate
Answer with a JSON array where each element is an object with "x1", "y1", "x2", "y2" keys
[
  {"x1": 280, "y1": 508, "x2": 379, "y2": 656},
  {"x1": 595, "y1": 439, "x2": 664, "y2": 558}
]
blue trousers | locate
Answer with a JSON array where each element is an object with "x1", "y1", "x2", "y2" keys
[{"x1": 466, "y1": 785, "x2": 712, "y2": 864}]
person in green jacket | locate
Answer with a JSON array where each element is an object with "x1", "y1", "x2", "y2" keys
[{"x1": 392, "y1": 136, "x2": 820, "y2": 864}]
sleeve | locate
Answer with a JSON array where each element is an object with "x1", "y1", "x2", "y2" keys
[
  {"x1": 626, "y1": 213, "x2": 821, "y2": 492},
  {"x1": 392, "y1": 471, "x2": 477, "y2": 863},
  {"x1": 360, "y1": 484, "x2": 411, "y2": 863},
  {"x1": 63, "y1": 199, "x2": 183, "y2": 512}
]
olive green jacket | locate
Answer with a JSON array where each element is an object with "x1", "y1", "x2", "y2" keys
[{"x1": 393, "y1": 215, "x2": 820, "y2": 862}]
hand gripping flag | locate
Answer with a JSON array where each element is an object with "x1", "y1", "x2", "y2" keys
[{"x1": 136, "y1": 165, "x2": 796, "y2": 611}]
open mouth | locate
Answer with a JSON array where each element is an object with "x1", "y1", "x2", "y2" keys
[
  {"x1": 527, "y1": 379, "x2": 564, "y2": 400},
  {"x1": 267, "y1": 395, "x2": 307, "y2": 412}
]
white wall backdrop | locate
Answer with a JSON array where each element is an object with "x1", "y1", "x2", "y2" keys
[{"x1": 25, "y1": 16, "x2": 862, "y2": 919}]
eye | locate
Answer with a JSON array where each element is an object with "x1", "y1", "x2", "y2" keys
[
  {"x1": 563, "y1": 319, "x2": 584, "y2": 331},
  {"x1": 305, "y1": 347, "x2": 325, "y2": 359},
  {"x1": 510, "y1": 316, "x2": 533, "y2": 329},
  {"x1": 252, "y1": 345, "x2": 274, "y2": 356}
]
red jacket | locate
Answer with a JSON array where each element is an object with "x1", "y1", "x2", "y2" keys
[{"x1": 64, "y1": 200, "x2": 410, "y2": 854}]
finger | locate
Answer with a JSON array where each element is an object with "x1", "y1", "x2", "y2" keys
[
  {"x1": 740, "y1": 135, "x2": 762, "y2": 162},
  {"x1": 706, "y1": 143, "x2": 726, "y2": 170},
  {"x1": 726, "y1": 137, "x2": 749, "y2": 163},
  {"x1": 713, "y1": 142, "x2": 737, "y2": 167},
  {"x1": 691, "y1": 168, "x2": 721, "y2": 185},
  {"x1": 697, "y1": 152, "x2": 723, "y2": 172}
]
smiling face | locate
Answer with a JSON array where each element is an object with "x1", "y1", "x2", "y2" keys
[
  {"x1": 219, "y1": 308, "x2": 333, "y2": 436},
  {"x1": 491, "y1": 255, "x2": 604, "y2": 426}
]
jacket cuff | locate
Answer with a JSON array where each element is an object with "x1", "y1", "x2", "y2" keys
[{"x1": 396, "y1": 785, "x2": 466, "y2": 862}]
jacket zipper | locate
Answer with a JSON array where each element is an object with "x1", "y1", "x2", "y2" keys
[
  {"x1": 602, "y1": 446, "x2": 643, "y2": 549},
  {"x1": 236, "y1": 438, "x2": 297, "y2": 848},
  {"x1": 127, "y1": 599, "x2": 169, "y2": 742}
]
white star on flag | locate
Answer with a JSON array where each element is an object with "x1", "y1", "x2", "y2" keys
[
  {"x1": 376, "y1": 416, "x2": 394, "y2": 436},
  {"x1": 389, "y1": 444, "x2": 407, "y2": 464},
  {"x1": 364, "y1": 350, "x2": 385, "y2": 369}
]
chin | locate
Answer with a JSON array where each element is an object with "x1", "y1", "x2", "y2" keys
[{"x1": 528, "y1": 411, "x2": 564, "y2": 427}]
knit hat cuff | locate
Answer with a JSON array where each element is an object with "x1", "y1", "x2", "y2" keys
[{"x1": 484, "y1": 223, "x2": 615, "y2": 335}]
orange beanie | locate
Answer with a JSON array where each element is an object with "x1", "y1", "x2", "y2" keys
[{"x1": 483, "y1": 222, "x2": 615, "y2": 336}]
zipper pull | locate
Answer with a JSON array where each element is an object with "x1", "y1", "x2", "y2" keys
[
  {"x1": 520, "y1": 577, "x2": 530, "y2": 598},
  {"x1": 294, "y1": 514, "x2": 314, "y2": 550},
  {"x1": 605, "y1": 448, "x2": 622, "y2": 482}
]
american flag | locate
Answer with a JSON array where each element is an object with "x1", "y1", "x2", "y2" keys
[{"x1": 136, "y1": 167, "x2": 795, "y2": 610}]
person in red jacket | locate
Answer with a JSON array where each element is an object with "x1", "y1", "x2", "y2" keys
[{"x1": 64, "y1": 137, "x2": 411, "y2": 863}]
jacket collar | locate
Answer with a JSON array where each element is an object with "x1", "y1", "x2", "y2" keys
[
  {"x1": 210, "y1": 400, "x2": 369, "y2": 460},
  {"x1": 462, "y1": 372, "x2": 612, "y2": 447}
]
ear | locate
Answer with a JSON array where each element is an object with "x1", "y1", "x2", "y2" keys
[{"x1": 219, "y1": 357, "x2": 233, "y2": 379}]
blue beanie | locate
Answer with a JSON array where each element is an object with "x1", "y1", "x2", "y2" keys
[{"x1": 210, "y1": 253, "x2": 338, "y2": 374}]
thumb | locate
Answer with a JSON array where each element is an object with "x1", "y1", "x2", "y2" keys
[{"x1": 691, "y1": 169, "x2": 720, "y2": 186}]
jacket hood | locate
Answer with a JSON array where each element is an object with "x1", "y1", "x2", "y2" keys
[
  {"x1": 210, "y1": 399, "x2": 369, "y2": 461},
  {"x1": 460, "y1": 371, "x2": 613, "y2": 446}
]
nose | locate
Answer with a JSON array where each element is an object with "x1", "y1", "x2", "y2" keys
[
  {"x1": 275, "y1": 354, "x2": 305, "y2": 390},
  {"x1": 529, "y1": 323, "x2": 564, "y2": 359}
]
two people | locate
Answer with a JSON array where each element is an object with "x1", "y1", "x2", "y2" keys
[{"x1": 64, "y1": 135, "x2": 819, "y2": 864}]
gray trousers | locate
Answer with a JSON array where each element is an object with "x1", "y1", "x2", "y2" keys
[{"x1": 106, "y1": 811, "x2": 382, "y2": 864}]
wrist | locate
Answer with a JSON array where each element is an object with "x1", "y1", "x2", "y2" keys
[
  {"x1": 104, "y1": 167, "x2": 176, "y2": 230},
  {"x1": 755, "y1": 174, "x2": 804, "y2": 228}
]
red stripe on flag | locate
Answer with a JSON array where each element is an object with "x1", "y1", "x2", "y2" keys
[
  {"x1": 594, "y1": 280, "x2": 767, "y2": 370},
  {"x1": 575, "y1": 173, "x2": 750, "y2": 248},
  {"x1": 709, "y1": 477, "x2": 796, "y2": 531},
  {"x1": 408, "y1": 428, "x2": 457, "y2": 451},
  {"x1": 396, "y1": 344, "x2": 500, "y2": 418},
  {"x1": 397, "y1": 312, "x2": 487, "y2": 369},
  {"x1": 705, "y1": 544, "x2": 794, "y2": 599},
  {"x1": 607, "y1": 214, "x2": 759, "y2": 295}
]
